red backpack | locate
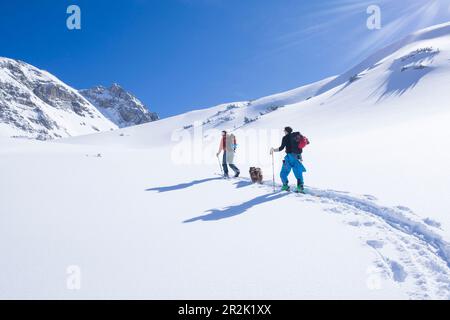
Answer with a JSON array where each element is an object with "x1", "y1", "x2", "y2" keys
[
  {"x1": 298, "y1": 134, "x2": 310, "y2": 149},
  {"x1": 291, "y1": 132, "x2": 310, "y2": 154}
]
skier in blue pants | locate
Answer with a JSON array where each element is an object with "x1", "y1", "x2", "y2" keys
[{"x1": 270, "y1": 126, "x2": 306, "y2": 193}]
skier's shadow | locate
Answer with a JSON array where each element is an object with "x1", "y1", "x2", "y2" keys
[
  {"x1": 233, "y1": 180, "x2": 253, "y2": 188},
  {"x1": 183, "y1": 191, "x2": 289, "y2": 223},
  {"x1": 146, "y1": 177, "x2": 222, "y2": 193}
]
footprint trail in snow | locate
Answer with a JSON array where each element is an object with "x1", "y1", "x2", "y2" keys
[{"x1": 211, "y1": 177, "x2": 450, "y2": 300}]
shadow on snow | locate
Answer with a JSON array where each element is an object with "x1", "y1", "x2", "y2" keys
[
  {"x1": 183, "y1": 192, "x2": 289, "y2": 223},
  {"x1": 147, "y1": 177, "x2": 289, "y2": 223},
  {"x1": 145, "y1": 177, "x2": 222, "y2": 193}
]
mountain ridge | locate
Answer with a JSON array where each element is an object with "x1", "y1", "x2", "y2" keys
[
  {"x1": 80, "y1": 83, "x2": 159, "y2": 128},
  {"x1": 0, "y1": 57, "x2": 159, "y2": 140}
]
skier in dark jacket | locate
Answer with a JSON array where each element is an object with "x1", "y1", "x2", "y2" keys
[{"x1": 270, "y1": 126, "x2": 306, "y2": 193}]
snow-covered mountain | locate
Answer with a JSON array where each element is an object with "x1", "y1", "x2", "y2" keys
[
  {"x1": 0, "y1": 57, "x2": 118, "y2": 140},
  {"x1": 0, "y1": 59, "x2": 158, "y2": 140},
  {"x1": 161, "y1": 22, "x2": 450, "y2": 136},
  {"x1": 80, "y1": 84, "x2": 158, "y2": 128},
  {"x1": 70, "y1": 22, "x2": 450, "y2": 147},
  {"x1": 2, "y1": 22, "x2": 450, "y2": 299}
]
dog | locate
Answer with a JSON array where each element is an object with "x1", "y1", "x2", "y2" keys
[{"x1": 249, "y1": 167, "x2": 263, "y2": 184}]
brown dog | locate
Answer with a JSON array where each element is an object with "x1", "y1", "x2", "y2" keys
[{"x1": 249, "y1": 167, "x2": 263, "y2": 184}]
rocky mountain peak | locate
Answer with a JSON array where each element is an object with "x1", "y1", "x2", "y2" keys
[{"x1": 79, "y1": 84, "x2": 158, "y2": 128}]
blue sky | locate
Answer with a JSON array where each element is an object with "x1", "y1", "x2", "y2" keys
[{"x1": 1, "y1": 0, "x2": 450, "y2": 117}]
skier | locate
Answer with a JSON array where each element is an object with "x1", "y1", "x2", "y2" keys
[
  {"x1": 270, "y1": 126, "x2": 307, "y2": 193},
  {"x1": 216, "y1": 130, "x2": 240, "y2": 178}
]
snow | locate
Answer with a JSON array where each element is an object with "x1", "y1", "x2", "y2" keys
[
  {"x1": 0, "y1": 139, "x2": 412, "y2": 299},
  {"x1": 1, "y1": 22, "x2": 450, "y2": 299}
]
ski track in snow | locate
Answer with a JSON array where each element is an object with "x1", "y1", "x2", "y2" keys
[
  {"x1": 195, "y1": 176, "x2": 450, "y2": 299},
  {"x1": 288, "y1": 183, "x2": 450, "y2": 299}
]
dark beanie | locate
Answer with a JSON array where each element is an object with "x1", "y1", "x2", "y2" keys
[{"x1": 284, "y1": 126, "x2": 293, "y2": 134}]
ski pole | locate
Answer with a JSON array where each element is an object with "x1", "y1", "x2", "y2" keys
[
  {"x1": 217, "y1": 155, "x2": 224, "y2": 175},
  {"x1": 272, "y1": 152, "x2": 275, "y2": 192}
]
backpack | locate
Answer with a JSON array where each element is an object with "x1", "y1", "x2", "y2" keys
[
  {"x1": 226, "y1": 134, "x2": 237, "y2": 152},
  {"x1": 290, "y1": 132, "x2": 310, "y2": 154}
]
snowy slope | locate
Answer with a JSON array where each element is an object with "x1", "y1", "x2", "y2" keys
[
  {"x1": 61, "y1": 76, "x2": 335, "y2": 147},
  {"x1": 1, "y1": 22, "x2": 450, "y2": 299},
  {"x1": 65, "y1": 21, "x2": 450, "y2": 232},
  {"x1": 80, "y1": 84, "x2": 159, "y2": 128},
  {"x1": 0, "y1": 58, "x2": 117, "y2": 140},
  {"x1": 1, "y1": 136, "x2": 449, "y2": 299}
]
